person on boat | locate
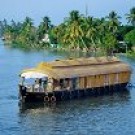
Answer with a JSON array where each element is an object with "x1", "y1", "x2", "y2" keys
[{"x1": 34, "y1": 79, "x2": 40, "y2": 92}]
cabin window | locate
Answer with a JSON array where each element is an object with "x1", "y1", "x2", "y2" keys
[
  {"x1": 104, "y1": 74, "x2": 109, "y2": 86},
  {"x1": 42, "y1": 78, "x2": 48, "y2": 90},
  {"x1": 72, "y1": 78, "x2": 78, "y2": 89},
  {"x1": 47, "y1": 78, "x2": 53, "y2": 92},
  {"x1": 79, "y1": 77, "x2": 86, "y2": 89},
  {"x1": 53, "y1": 79, "x2": 59, "y2": 88},
  {"x1": 57, "y1": 79, "x2": 71, "y2": 89},
  {"x1": 65, "y1": 78, "x2": 70, "y2": 89},
  {"x1": 60, "y1": 79, "x2": 64, "y2": 88},
  {"x1": 114, "y1": 73, "x2": 119, "y2": 84},
  {"x1": 96, "y1": 75, "x2": 100, "y2": 87},
  {"x1": 84, "y1": 77, "x2": 87, "y2": 88},
  {"x1": 86, "y1": 76, "x2": 91, "y2": 88}
]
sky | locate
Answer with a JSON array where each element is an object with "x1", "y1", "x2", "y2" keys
[{"x1": 0, "y1": 0, "x2": 135, "y2": 25}]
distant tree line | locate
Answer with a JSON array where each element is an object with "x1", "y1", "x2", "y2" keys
[{"x1": 1, "y1": 7, "x2": 135, "y2": 54}]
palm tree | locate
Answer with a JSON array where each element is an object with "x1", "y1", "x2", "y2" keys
[
  {"x1": 11, "y1": 19, "x2": 16, "y2": 28},
  {"x1": 83, "y1": 17, "x2": 100, "y2": 54},
  {"x1": 64, "y1": 10, "x2": 86, "y2": 49},
  {"x1": 104, "y1": 11, "x2": 120, "y2": 55},
  {"x1": 126, "y1": 7, "x2": 135, "y2": 26},
  {"x1": 106, "y1": 11, "x2": 121, "y2": 33},
  {"x1": 3, "y1": 19, "x2": 8, "y2": 28},
  {"x1": 0, "y1": 21, "x2": 4, "y2": 37},
  {"x1": 22, "y1": 17, "x2": 33, "y2": 30},
  {"x1": 81, "y1": 16, "x2": 93, "y2": 45},
  {"x1": 17, "y1": 17, "x2": 36, "y2": 46},
  {"x1": 3, "y1": 25, "x2": 12, "y2": 41},
  {"x1": 37, "y1": 16, "x2": 51, "y2": 40},
  {"x1": 86, "y1": 19, "x2": 97, "y2": 44},
  {"x1": 103, "y1": 32, "x2": 117, "y2": 56},
  {"x1": 10, "y1": 19, "x2": 18, "y2": 41},
  {"x1": 50, "y1": 23, "x2": 67, "y2": 48},
  {"x1": 43, "y1": 16, "x2": 51, "y2": 31}
]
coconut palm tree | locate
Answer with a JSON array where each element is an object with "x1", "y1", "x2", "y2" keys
[
  {"x1": 37, "y1": 16, "x2": 51, "y2": 40},
  {"x1": 17, "y1": 17, "x2": 36, "y2": 46},
  {"x1": 103, "y1": 32, "x2": 117, "y2": 56},
  {"x1": 84, "y1": 17, "x2": 100, "y2": 54},
  {"x1": 3, "y1": 19, "x2": 8, "y2": 28},
  {"x1": 0, "y1": 21, "x2": 4, "y2": 37},
  {"x1": 3, "y1": 25, "x2": 13, "y2": 41},
  {"x1": 106, "y1": 11, "x2": 121, "y2": 34},
  {"x1": 126, "y1": 7, "x2": 135, "y2": 26},
  {"x1": 86, "y1": 20, "x2": 97, "y2": 45},
  {"x1": 51, "y1": 23, "x2": 67, "y2": 48},
  {"x1": 81, "y1": 16, "x2": 93, "y2": 46},
  {"x1": 103, "y1": 11, "x2": 120, "y2": 55},
  {"x1": 64, "y1": 10, "x2": 86, "y2": 49},
  {"x1": 22, "y1": 17, "x2": 33, "y2": 28},
  {"x1": 11, "y1": 19, "x2": 16, "y2": 29}
]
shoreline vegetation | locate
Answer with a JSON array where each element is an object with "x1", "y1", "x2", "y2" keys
[
  {"x1": 1, "y1": 8, "x2": 135, "y2": 57},
  {"x1": 126, "y1": 51, "x2": 135, "y2": 58}
]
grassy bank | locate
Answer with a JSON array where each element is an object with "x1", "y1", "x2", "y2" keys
[{"x1": 126, "y1": 51, "x2": 135, "y2": 58}]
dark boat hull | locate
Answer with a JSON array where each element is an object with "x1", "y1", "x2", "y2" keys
[{"x1": 19, "y1": 83, "x2": 128, "y2": 103}]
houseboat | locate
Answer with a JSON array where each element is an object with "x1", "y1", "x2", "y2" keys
[{"x1": 19, "y1": 57, "x2": 132, "y2": 103}]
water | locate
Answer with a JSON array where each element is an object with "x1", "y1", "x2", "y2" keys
[{"x1": 0, "y1": 40, "x2": 135, "y2": 135}]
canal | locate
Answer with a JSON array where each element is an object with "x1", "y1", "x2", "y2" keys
[{"x1": 0, "y1": 40, "x2": 135, "y2": 135}]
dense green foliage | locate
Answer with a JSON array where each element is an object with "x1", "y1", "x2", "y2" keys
[
  {"x1": 1, "y1": 7, "x2": 135, "y2": 54},
  {"x1": 125, "y1": 29, "x2": 135, "y2": 45},
  {"x1": 126, "y1": 7, "x2": 135, "y2": 26}
]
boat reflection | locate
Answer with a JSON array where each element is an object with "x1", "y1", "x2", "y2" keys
[{"x1": 19, "y1": 88, "x2": 131, "y2": 114}]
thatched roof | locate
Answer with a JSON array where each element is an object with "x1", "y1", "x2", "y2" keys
[
  {"x1": 42, "y1": 56, "x2": 120, "y2": 68},
  {"x1": 21, "y1": 57, "x2": 131, "y2": 79}
]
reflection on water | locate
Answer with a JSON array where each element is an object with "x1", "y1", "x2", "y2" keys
[
  {"x1": 19, "y1": 89, "x2": 131, "y2": 113},
  {"x1": 17, "y1": 89, "x2": 133, "y2": 135}
]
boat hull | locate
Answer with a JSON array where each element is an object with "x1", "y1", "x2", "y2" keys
[{"x1": 19, "y1": 83, "x2": 128, "y2": 103}]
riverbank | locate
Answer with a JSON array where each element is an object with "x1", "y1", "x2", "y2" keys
[
  {"x1": 3, "y1": 37, "x2": 135, "y2": 59},
  {"x1": 125, "y1": 51, "x2": 135, "y2": 58},
  {"x1": 3, "y1": 42, "x2": 101, "y2": 54}
]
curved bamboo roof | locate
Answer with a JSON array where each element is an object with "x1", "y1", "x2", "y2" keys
[
  {"x1": 40, "y1": 56, "x2": 120, "y2": 68},
  {"x1": 21, "y1": 57, "x2": 131, "y2": 79}
]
